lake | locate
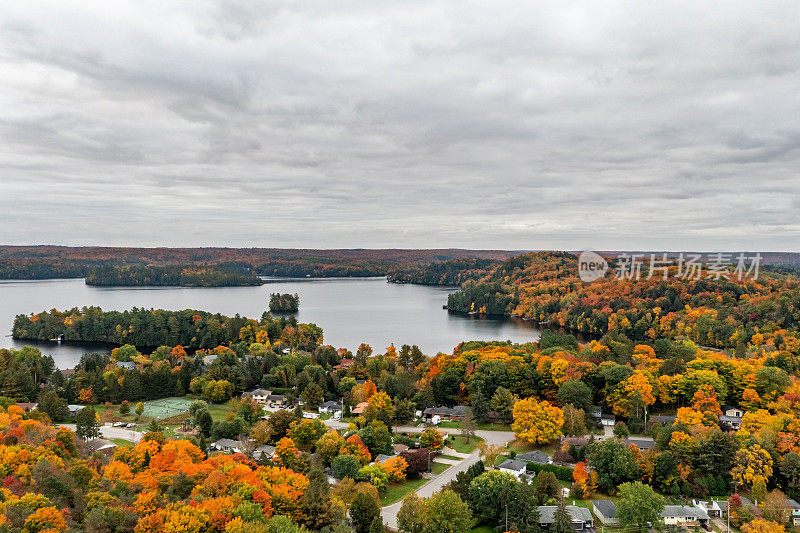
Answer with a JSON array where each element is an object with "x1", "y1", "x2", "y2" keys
[{"x1": 0, "y1": 277, "x2": 541, "y2": 368}]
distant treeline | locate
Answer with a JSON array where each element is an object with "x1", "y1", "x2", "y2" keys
[
  {"x1": 269, "y1": 293, "x2": 299, "y2": 312},
  {"x1": 386, "y1": 258, "x2": 501, "y2": 286},
  {"x1": 86, "y1": 264, "x2": 263, "y2": 287},
  {"x1": 0, "y1": 245, "x2": 519, "y2": 280},
  {"x1": 13, "y1": 307, "x2": 323, "y2": 351}
]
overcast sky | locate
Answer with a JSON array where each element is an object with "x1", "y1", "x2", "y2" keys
[{"x1": 1, "y1": 1, "x2": 799, "y2": 250}]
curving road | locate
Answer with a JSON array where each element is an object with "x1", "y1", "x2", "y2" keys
[{"x1": 321, "y1": 421, "x2": 516, "y2": 531}]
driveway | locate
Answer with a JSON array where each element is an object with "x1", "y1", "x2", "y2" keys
[{"x1": 380, "y1": 429, "x2": 515, "y2": 530}]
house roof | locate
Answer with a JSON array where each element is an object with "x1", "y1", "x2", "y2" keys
[
  {"x1": 213, "y1": 438, "x2": 240, "y2": 448},
  {"x1": 352, "y1": 402, "x2": 368, "y2": 414},
  {"x1": 538, "y1": 506, "x2": 593, "y2": 524},
  {"x1": 499, "y1": 459, "x2": 527, "y2": 471},
  {"x1": 788, "y1": 499, "x2": 800, "y2": 510},
  {"x1": 244, "y1": 388, "x2": 271, "y2": 396},
  {"x1": 719, "y1": 415, "x2": 742, "y2": 423},
  {"x1": 723, "y1": 405, "x2": 740, "y2": 412},
  {"x1": 649, "y1": 415, "x2": 677, "y2": 423},
  {"x1": 320, "y1": 400, "x2": 342, "y2": 409},
  {"x1": 517, "y1": 450, "x2": 552, "y2": 464},
  {"x1": 375, "y1": 454, "x2": 394, "y2": 463},
  {"x1": 625, "y1": 438, "x2": 656, "y2": 450},
  {"x1": 592, "y1": 500, "x2": 616, "y2": 518},
  {"x1": 662, "y1": 506, "x2": 709, "y2": 520}
]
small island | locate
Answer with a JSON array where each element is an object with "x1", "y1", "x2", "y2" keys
[
  {"x1": 269, "y1": 292, "x2": 299, "y2": 312},
  {"x1": 85, "y1": 265, "x2": 263, "y2": 287}
]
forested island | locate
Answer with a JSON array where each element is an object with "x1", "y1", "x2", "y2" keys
[
  {"x1": 85, "y1": 264, "x2": 263, "y2": 287},
  {"x1": 12, "y1": 307, "x2": 322, "y2": 350},
  {"x1": 386, "y1": 258, "x2": 500, "y2": 286},
  {"x1": 269, "y1": 292, "x2": 299, "y2": 312}
]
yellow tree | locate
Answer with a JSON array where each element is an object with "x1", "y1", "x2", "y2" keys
[
  {"x1": 512, "y1": 398, "x2": 564, "y2": 445},
  {"x1": 609, "y1": 372, "x2": 655, "y2": 417},
  {"x1": 732, "y1": 444, "x2": 773, "y2": 488},
  {"x1": 741, "y1": 519, "x2": 785, "y2": 533}
]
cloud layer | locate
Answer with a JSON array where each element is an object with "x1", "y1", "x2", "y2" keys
[{"x1": 1, "y1": 1, "x2": 799, "y2": 250}]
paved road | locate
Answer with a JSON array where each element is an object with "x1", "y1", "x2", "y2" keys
[
  {"x1": 379, "y1": 429, "x2": 515, "y2": 530},
  {"x1": 59, "y1": 424, "x2": 143, "y2": 443}
]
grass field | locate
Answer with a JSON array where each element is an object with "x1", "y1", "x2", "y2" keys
[
  {"x1": 437, "y1": 454, "x2": 462, "y2": 461},
  {"x1": 447, "y1": 434, "x2": 484, "y2": 454},
  {"x1": 430, "y1": 461, "x2": 450, "y2": 475},
  {"x1": 380, "y1": 477, "x2": 429, "y2": 506}
]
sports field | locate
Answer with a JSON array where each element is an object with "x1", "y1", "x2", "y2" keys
[{"x1": 140, "y1": 397, "x2": 194, "y2": 420}]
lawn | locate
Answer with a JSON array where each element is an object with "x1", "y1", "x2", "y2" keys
[
  {"x1": 438, "y1": 421, "x2": 461, "y2": 429},
  {"x1": 207, "y1": 404, "x2": 234, "y2": 423},
  {"x1": 476, "y1": 422, "x2": 512, "y2": 431},
  {"x1": 431, "y1": 462, "x2": 450, "y2": 475},
  {"x1": 437, "y1": 454, "x2": 462, "y2": 461},
  {"x1": 380, "y1": 477, "x2": 429, "y2": 506},
  {"x1": 469, "y1": 524, "x2": 495, "y2": 533},
  {"x1": 111, "y1": 438, "x2": 134, "y2": 447},
  {"x1": 447, "y1": 434, "x2": 484, "y2": 454}
]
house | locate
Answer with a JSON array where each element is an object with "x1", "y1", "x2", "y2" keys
[
  {"x1": 561, "y1": 437, "x2": 590, "y2": 448},
  {"x1": 16, "y1": 402, "x2": 38, "y2": 412},
  {"x1": 85, "y1": 438, "x2": 117, "y2": 456},
  {"x1": 352, "y1": 402, "x2": 368, "y2": 415},
  {"x1": 588, "y1": 406, "x2": 603, "y2": 420},
  {"x1": 517, "y1": 450, "x2": 553, "y2": 465},
  {"x1": 719, "y1": 414, "x2": 742, "y2": 430},
  {"x1": 538, "y1": 506, "x2": 594, "y2": 530},
  {"x1": 693, "y1": 500, "x2": 723, "y2": 518},
  {"x1": 253, "y1": 445, "x2": 276, "y2": 461},
  {"x1": 116, "y1": 361, "x2": 136, "y2": 370},
  {"x1": 787, "y1": 499, "x2": 800, "y2": 526},
  {"x1": 448, "y1": 405, "x2": 471, "y2": 420},
  {"x1": 242, "y1": 389, "x2": 272, "y2": 406},
  {"x1": 498, "y1": 459, "x2": 528, "y2": 480},
  {"x1": 661, "y1": 505, "x2": 709, "y2": 526},
  {"x1": 592, "y1": 500, "x2": 618, "y2": 525},
  {"x1": 211, "y1": 438, "x2": 241, "y2": 453},
  {"x1": 393, "y1": 444, "x2": 409, "y2": 455},
  {"x1": 600, "y1": 415, "x2": 616, "y2": 427},
  {"x1": 649, "y1": 414, "x2": 677, "y2": 426},
  {"x1": 302, "y1": 411, "x2": 320, "y2": 419},
  {"x1": 319, "y1": 401, "x2": 343, "y2": 414},
  {"x1": 422, "y1": 406, "x2": 471, "y2": 422},
  {"x1": 625, "y1": 437, "x2": 656, "y2": 451},
  {"x1": 333, "y1": 359, "x2": 354, "y2": 371},
  {"x1": 374, "y1": 454, "x2": 394, "y2": 464},
  {"x1": 68, "y1": 404, "x2": 85, "y2": 416},
  {"x1": 266, "y1": 394, "x2": 286, "y2": 408},
  {"x1": 723, "y1": 405, "x2": 744, "y2": 418}
]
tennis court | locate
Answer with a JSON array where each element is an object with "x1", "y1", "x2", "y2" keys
[{"x1": 141, "y1": 397, "x2": 194, "y2": 420}]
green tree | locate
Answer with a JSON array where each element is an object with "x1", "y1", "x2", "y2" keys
[
  {"x1": 491, "y1": 387, "x2": 517, "y2": 425},
  {"x1": 551, "y1": 499, "x2": 573, "y2": 533},
  {"x1": 119, "y1": 400, "x2": 130, "y2": 416},
  {"x1": 562, "y1": 405, "x2": 588, "y2": 436},
  {"x1": 535, "y1": 471, "x2": 560, "y2": 505},
  {"x1": 557, "y1": 380, "x2": 593, "y2": 411},
  {"x1": 398, "y1": 493, "x2": 426, "y2": 533},
  {"x1": 75, "y1": 406, "x2": 100, "y2": 440},
  {"x1": 369, "y1": 516, "x2": 385, "y2": 533},
  {"x1": 393, "y1": 398, "x2": 416, "y2": 424},
  {"x1": 332, "y1": 454, "x2": 361, "y2": 480},
  {"x1": 350, "y1": 491, "x2": 380, "y2": 533},
  {"x1": 616, "y1": 481, "x2": 665, "y2": 532},
  {"x1": 135, "y1": 401, "x2": 144, "y2": 419},
  {"x1": 470, "y1": 387, "x2": 490, "y2": 424},
  {"x1": 300, "y1": 469, "x2": 337, "y2": 530},
  {"x1": 588, "y1": 438, "x2": 640, "y2": 494},
  {"x1": 422, "y1": 490, "x2": 472, "y2": 533},
  {"x1": 459, "y1": 408, "x2": 477, "y2": 443},
  {"x1": 301, "y1": 383, "x2": 324, "y2": 410},
  {"x1": 37, "y1": 391, "x2": 68, "y2": 423}
]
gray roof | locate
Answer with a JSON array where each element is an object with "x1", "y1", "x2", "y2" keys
[
  {"x1": 375, "y1": 454, "x2": 394, "y2": 463},
  {"x1": 213, "y1": 438, "x2": 240, "y2": 449},
  {"x1": 85, "y1": 438, "x2": 116, "y2": 452},
  {"x1": 719, "y1": 415, "x2": 742, "y2": 423},
  {"x1": 517, "y1": 450, "x2": 552, "y2": 464},
  {"x1": 539, "y1": 506, "x2": 593, "y2": 524},
  {"x1": 253, "y1": 444, "x2": 275, "y2": 458},
  {"x1": 649, "y1": 415, "x2": 676, "y2": 423},
  {"x1": 788, "y1": 499, "x2": 800, "y2": 510},
  {"x1": 662, "y1": 506, "x2": 708, "y2": 520},
  {"x1": 499, "y1": 459, "x2": 527, "y2": 471},
  {"x1": 592, "y1": 500, "x2": 616, "y2": 518},
  {"x1": 625, "y1": 438, "x2": 656, "y2": 450},
  {"x1": 321, "y1": 400, "x2": 342, "y2": 409},
  {"x1": 116, "y1": 361, "x2": 135, "y2": 370}
]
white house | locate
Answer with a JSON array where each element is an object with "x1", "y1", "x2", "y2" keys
[
  {"x1": 693, "y1": 499, "x2": 723, "y2": 518},
  {"x1": 319, "y1": 401, "x2": 343, "y2": 414},
  {"x1": 723, "y1": 405, "x2": 744, "y2": 418},
  {"x1": 211, "y1": 438, "x2": 241, "y2": 453},
  {"x1": 302, "y1": 411, "x2": 320, "y2": 419},
  {"x1": 498, "y1": 459, "x2": 527, "y2": 480},
  {"x1": 661, "y1": 505, "x2": 709, "y2": 526}
]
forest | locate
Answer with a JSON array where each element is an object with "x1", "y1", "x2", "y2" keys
[
  {"x1": 12, "y1": 307, "x2": 323, "y2": 352},
  {"x1": 85, "y1": 265, "x2": 264, "y2": 287},
  {"x1": 0, "y1": 246, "x2": 516, "y2": 279},
  {"x1": 386, "y1": 258, "x2": 501, "y2": 286},
  {"x1": 447, "y1": 251, "x2": 800, "y2": 349}
]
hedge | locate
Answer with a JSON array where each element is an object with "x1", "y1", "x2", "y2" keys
[{"x1": 525, "y1": 462, "x2": 574, "y2": 481}]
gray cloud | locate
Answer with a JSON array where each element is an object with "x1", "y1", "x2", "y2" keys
[{"x1": 0, "y1": 0, "x2": 799, "y2": 250}]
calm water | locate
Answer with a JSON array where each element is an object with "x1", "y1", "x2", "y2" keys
[{"x1": 0, "y1": 277, "x2": 540, "y2": 368}]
